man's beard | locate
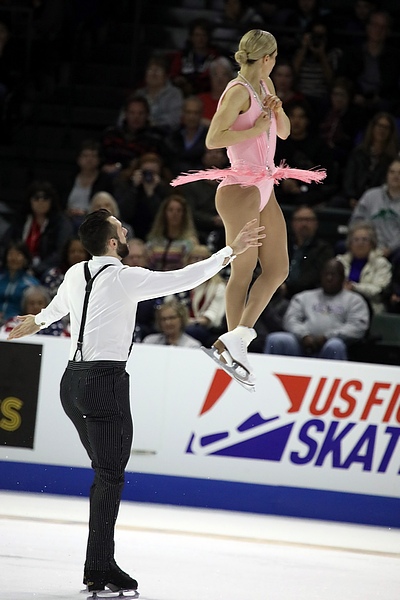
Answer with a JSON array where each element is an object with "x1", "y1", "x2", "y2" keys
[{"x1": 116, "y1": 240, "x2": 129, "y2": 259}]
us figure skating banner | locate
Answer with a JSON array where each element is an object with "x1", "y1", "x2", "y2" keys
[{"x1": 0, "y1": 341, "x2": 42, "y2": 449}]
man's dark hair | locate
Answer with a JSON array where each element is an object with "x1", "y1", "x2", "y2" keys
[{"x1": 78, "y1": 209, "x2": 117, "y2": 256}]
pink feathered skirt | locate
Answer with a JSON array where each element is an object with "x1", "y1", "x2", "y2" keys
[{"x1": 170, "y1": 161, "x2": 326, "y2": 188}]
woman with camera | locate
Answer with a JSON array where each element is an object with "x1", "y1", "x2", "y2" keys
[{"x1": 292, "y1": 20, "x2": 341, "y2": 118}]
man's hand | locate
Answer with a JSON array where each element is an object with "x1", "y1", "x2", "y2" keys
[
  {"x1": 7, "y1": 315, "x2": 41, "y2": 340},
  {"x1": 230, "y1": 219, "x2": 266, "y2": 256}
]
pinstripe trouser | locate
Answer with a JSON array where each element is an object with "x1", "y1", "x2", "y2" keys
[{"x1": 60, "y1": 360, "x2": 133, "y2": 570}]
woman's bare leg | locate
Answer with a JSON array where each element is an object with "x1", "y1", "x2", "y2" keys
[
  {"x1": 216, "y1": 185, "x2": 289, "y2": 330},
  {"x1": 215, "y1": 184, "x2": 260, "y2": 330},
  {"x1": 239, "y1": 190, "x2": 289, "y2": 327}
]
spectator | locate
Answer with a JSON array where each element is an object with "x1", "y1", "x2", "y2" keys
[
  {"x1": 350, "y1": 158, "x2": 400, "y2": 261},
  {"x1": 142, "y1": 299, "x2": 201, "y2": 348},
  {"x1": 292, "y1": 19, "x2": 341, "y2": 116},
  {"x1": 336, "y1": 220, "x2": 391, "y2": 314},
  {"x1": 281, "y1": 205, "x2": 334, "y2": 299},
  {"x1": 65, "y1": 140, "x2": 113, "y2": 230},
  {"x1": 88, "y1": 191, "x2": 134, "y2": 240},
  {"x1": 0, "y1": 241, "x2": 39, "y2": 326},
  {"x1": 113, "y1": 151, "x2": 170, "y2": 242},
  {"x1": 167, "y1": 244, "x2": 227, "y2": 346},
  {"x1": 385, "y1": 259, "x2": 400, "y2": 314},
  {"x1": 264, "y1": 259, "x2": 370, "y2": 360},
  {"x1": 213, "y1": 0, "x2": 263, "y2": 54},
  {"x1": 343, "y1": 0, "x2": 379, "y2": 35},
  {"x1": 274, "y1": 101, "x2": 337, "y2": 206},
  {"x1": 170, "y1": 18, "x2": 220, "y2": 95},
  {"x1": 327, "y1": 111, "x2": 398, "y2": 209},
  {"x1": 281, "y1": 0, "x2": 330, "y2": 53},
  {"x1": 270, "y1": 59, "x2": 306, "y2": 113},
  {"x1": 319, "y1": 77, "x2": 362, "y2": 172},
  {"x1": 136, "y1": 55, "x2": 183, "y2": 133},
  {"x1": 337, "y1": 10, "x2": 400, "y2": 116},
  {"x1": 1, "y1": 285, "x2": 67, "y2": 336},
  {"x1": 146, "y1": 194, "x2": 198, "y2": 271},
  {"x1": 14, "y1": 180, "x2": 73, "y2": 279},
  {"x1": 179, "y1": 147, "x2": 227, "y2": 246},
  {"x1": 122, "y1": 238, "x2": 158, "y2": 342},
  {"x1": 165, "y1": 95, "x2": 208, "y2": 178},
  {"x1": 197, "y1": 56, "x2": 235, "y2": 125},
  {"x1": 42, "y1": 236, "x2": 90, "y2": 297},
  {"x1": 100, "y1": 95, "x2": 165, "y2": 175}
]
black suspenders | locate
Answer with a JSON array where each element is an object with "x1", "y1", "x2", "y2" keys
[{"x1": 73, "y1": 262, "x2": 111, "y2": 362}]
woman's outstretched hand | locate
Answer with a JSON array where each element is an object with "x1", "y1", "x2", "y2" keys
[{"x1": 230, "y1": 219, "x2": 266, "y2": 256}]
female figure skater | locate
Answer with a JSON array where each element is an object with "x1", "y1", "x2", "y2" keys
[{"x1": 171, "y1": 30, "x2": 325, "y2": 388}]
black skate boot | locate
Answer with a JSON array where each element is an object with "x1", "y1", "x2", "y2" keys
[
  {"x1": 85, "y1": 564, "x2": 138, "y2": 593},
  {"x1": 83, "y1": 559, "x2": 132, "y2": 586}
]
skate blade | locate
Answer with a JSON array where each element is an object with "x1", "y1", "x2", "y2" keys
[
  {"x1": 201, "y1": 347, "x2": 255, "y2": 393},
  {"x1": 87, "y1": 590, "x2": 139, "y2": 599}
]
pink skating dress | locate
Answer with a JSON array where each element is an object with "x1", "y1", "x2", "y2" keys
[{"x1": 171, "y1": 79, "x2": 326, "y2": 211}]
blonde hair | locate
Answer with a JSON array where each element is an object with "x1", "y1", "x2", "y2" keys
[{"x1": 234, "y1": 30, "x2": 277, "y2": 66}]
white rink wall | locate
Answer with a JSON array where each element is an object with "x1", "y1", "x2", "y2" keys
[{"x1": 0, "y1": 334, "x2": 399, "y2": 527}]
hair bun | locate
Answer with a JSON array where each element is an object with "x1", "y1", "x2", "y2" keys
[{"x1": 234, "y1": 49, "x2": 248, "y2": 65}]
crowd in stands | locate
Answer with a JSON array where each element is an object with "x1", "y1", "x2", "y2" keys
[{"x1": 1, "y1": 0, "x2": 400, "y2": 363}]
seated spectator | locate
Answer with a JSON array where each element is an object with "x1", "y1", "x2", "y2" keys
[
  {"x1": 166, "y1": 244, "x2": 227, "y2": 346},
  {"x1": 170, "y1": 18, "x2": 220, "y2": 96},
  {"x1": 179, "y1": 147, "x2": 227, "y2": 247},
  {"x1": 264, "y1": 259, "x2": 370, "y2": 360},
  {"x1": 1, "y1": 285, "x2": 68, "y2": 336},
  {"x1": 333, "y1": 111, "x2": 399, "y2": 209},
  {"x1": 281, "y1": 205, "x2": 334, "y2": 299},
  {"x1": 0, "y1": 241, "x2": 39, "y2": 326},
  {"x1": 319, "y1": 77, "x2": 363, "y2": 173},
  {"x1": 337, "y1": 10, "x2": 400, "y2": 117},
  {"x1": 292, "y1": 19, "x2": 341, "y2": 117},
  {"x1": 146, "y1": 194, "x2": 199, "y2": 271},
  {"x1": 213, "y1": 0, "x2": 263, "y2": 54},
  {"x1": 385, "y1": 258, "x2": 400, "y2": 314},
  {"x1": 122, "y1": 238, "x2": 158, "y2": 342},
  {"x1": 280, "y1": 0, "x2": 331, "y2": 53},
  {"x1": 270, "y1": 59, "x2": 306, "y2": 113},
  {"x1": 343, "y1": 0, "x2": 379, "y2": 35},
  {"x1": 100, "y1": 95, "x2": 165, "y2": 175},
  {"x1": 65, "y1": 139, "x2": 113, "y2": 230},
  {"x1": 165, "y1": 95, "x2": 208, "y2": 178},
  {"x1": 142, "y1": 299, "x2": 201, "y2": 348},
  {"x1": 135, "y1": 55, "x2": 183, "y2": 133},
  {"x1": 42, "y1": 236, "x2": 90, "y2": 297},
  {"x1": 350, "y1": 158, "x2": 400, "y2": 261},
  {"x1": 13, "y1": 180, "x2": 73, "y2": 279},
  {"x1": 88, "y1": 191, "x2": 134, "y2": 240},
  {"x1": 336, "y1": 221, "x2": 392, "y2": 314},
  {"x1": 274, "y1": 102, "x2": 337, "y2": 206},
  {"x1": 197, "y1": 56, "x2": 235, "y2": 125},
  {"x1": 113, "y1": 152, "x2": 170, "y2": 242}
]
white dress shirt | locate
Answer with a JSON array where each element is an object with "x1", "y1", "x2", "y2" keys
[{"x1": 35, "y1": 247, "x2": 234, "y2": 361}]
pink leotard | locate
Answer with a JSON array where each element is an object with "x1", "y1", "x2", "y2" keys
[
  {"x1": 170, "y1": 81, "x2": 325, "y2": 201},
  {"x1": 217, "y1": 79, "x2": 277, "y2": 210}
]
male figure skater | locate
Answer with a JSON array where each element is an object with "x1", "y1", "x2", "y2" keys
[{"x1": 7, "y1": 209, "x2": 264, "y2": 594}]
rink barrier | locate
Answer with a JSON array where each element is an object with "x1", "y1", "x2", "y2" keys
[
  {"x1": 0, "y1": 336, "x2": 399, "y2": 528},
  {"x1": 0, "y1": 460, "x2": 399, "y2": 528}
]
